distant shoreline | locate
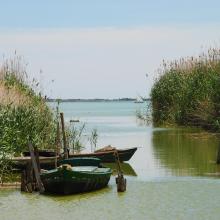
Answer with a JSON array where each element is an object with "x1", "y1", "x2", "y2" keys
[{"x1": 46, "y1": 98, "x2": 151, "y2": 102}]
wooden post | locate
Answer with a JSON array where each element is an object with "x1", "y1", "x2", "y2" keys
[
  {"x1": 34, "y1": 147, "x2": 40, "y2": 172},
  {"x1": 60, "y1": 112, "x2": 68, "y2": 159},
  {"x1": 21, "y1": 170, "x2": 26, "y2": 192},
  {"x1": 21, "y1": 161, "x2": 33, "y2": 193},
  {"x1": 28, "y1": 143, "x2": 45, "y2": 193},
  {"x1": 217, "y1": 144, "x2": 220, "y2": 164},
  {"x1": 26, "y1": 161, "x2": 34, "y2": 192},
  {"x1": 114, "y1": 150, "x2": 126, "y2": 192},
  {"x1": 55, "y1": 121, "x2": 61, "y2": 168}
]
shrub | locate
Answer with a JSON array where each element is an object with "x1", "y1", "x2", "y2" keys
[
  {"x1": 0, "y1": 55, "x2": 56, "y2": 183},
  {"x1": 151, "y1": 48, "x2": 220, "y2": 131}
]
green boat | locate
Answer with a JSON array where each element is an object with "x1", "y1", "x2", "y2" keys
[
  {"x1": 58, "y1": 157, "x2": 102, "y2": 167},
  {"x1": 40, "y1": 164, "x2": 112, "y2": 194}
]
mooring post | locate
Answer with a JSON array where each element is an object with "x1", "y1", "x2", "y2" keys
[
  {"x1": 23, "y1": 161, "x2": 33, "y2": 193},
  {"x1": 21, "y1": 170, "x2": 26, "y2": 192},
  {"x1": 34, "y1": 146, "x2": 40, "y2": 172},
  {"x1": 21, "y1": 167, "x2": 31, "y2": 192},
  {"x1": 55, "y1": 121, "x2": 61, "y2": 168},
  {"x1": 28, "y1": 143, "x2": 45, "y2": 193},
  {"x1": 114, "y1": 150, "x2": 126, "y2": 192},
  {"x1": 60, "y1": 112, "x2": 68, "y2": 159},
  {"x1": 217, "y1": 144, "x2": 220, "y2": 164}
]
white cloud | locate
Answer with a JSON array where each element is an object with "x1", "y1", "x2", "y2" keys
[{"x1": 0, "y1": 25, "x2": 219, "y2": 98}]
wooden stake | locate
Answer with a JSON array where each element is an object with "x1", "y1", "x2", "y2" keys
[
  {"x1": 28, "y1": 143, "x2": 45, "y2": 193},
  {"x1": 55, "y1": 121, "x2": 61, "y2": 168},
  {"x1": 60, "y1": 112, "x2": 68, "y2": 159},
  {"x1": 217, "y1": 144, "x2": 220, "y2": 164},
  {"x1": 34, "y1": 147, "x2": 40, "y2": 172},
  {"x1": 114, "y1": 150, "x2": 126, "y2": 192}
]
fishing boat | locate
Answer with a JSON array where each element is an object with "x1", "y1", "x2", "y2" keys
[
  {"x1": 40, "y1": 164, "x2": 112, "y2": 194},
  {"x1": 12, "y1": 156, "x2": 58, "y2": 170},
  {"x1": 58, "y1": 157, "x2": 102, "y2": 167},
  {"x1": 69, "y1": 146, "x2": 138, "y2": 163},
  {"x1": 22, "y1": 146, "x2": 138, "y2": 163}
]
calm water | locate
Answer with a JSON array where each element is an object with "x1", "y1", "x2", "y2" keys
[{"x1": 1, "y1": 101, "x2": 220, "y2": 220}]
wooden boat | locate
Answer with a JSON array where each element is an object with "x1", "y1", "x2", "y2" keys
[
  {"x1": 23, "y1": 150, "x2": 56, "y2": 157},
  {"x1": 12, "y1": 156, "x2": 102, "y2": 170},
  {"x1": 70, "y1": 147, "x2": 138, "y2": 163},
  {"x1": 21, "y1": 147, "x2": 137, "y2": 164},
  {"x1": 58, "y1": 157, "x2": 102, "y2": 167},
  {"x1": 12, "y1": 156, "x2": 58, "y2": 170},
  {"x1": 40, "y1": 164, "x2": 112, "y2": 194}
]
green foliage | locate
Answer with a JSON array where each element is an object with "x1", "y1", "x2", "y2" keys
[
  {"x1": 0, "y1": 104, "x2": 56, "y2": 154},
  {"x1": 66, "y1": 123, "x2": 86, "y2": 153},
  {"x1": 136, "y1": 102, "x2": 152, "y2": 124},
  {"x1": 89, "y1": 128, "x2": 98, "y2": 152},
  {"x1": 151, "y1": 48, "x2": 220, "y2": 131},
  {"x1": 0, "y1": 56, "x2": 56, "y2": 183}
]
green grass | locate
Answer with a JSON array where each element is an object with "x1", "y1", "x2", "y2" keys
[
  {"x1": 151, "y1": 48, "x2": 220, "y2": 131},
  {"x1": 0, "y1": 56, "x2": 56, "y2": 183}
]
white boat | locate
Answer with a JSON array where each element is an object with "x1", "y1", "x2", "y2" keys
[{"x1": 134, "y1": 96, "x2": 144, "y2": 103}]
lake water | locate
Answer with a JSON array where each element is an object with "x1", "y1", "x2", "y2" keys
[{"x1": 1, "y1": 101, "x2": 220, "y2": 220}]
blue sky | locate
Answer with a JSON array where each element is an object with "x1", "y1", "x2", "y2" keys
[
  {"x1": 0, "y1": 1, "x2": 220, "y2": 98},
  {"x1": 1, "y1": 0, "x2": 220, "y2": 28}
]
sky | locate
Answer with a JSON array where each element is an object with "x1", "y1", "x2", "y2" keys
[{"x1": 0, "y1": 0, "x2": 220, "y2": 98}]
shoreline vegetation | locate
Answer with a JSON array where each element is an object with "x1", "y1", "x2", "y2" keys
[
  {"x1": 0, "y1": 56, "x2": 56, "y2": 184},
  {"x1": 0, "y1": 55, "x2": 129, "y2": 185},
  {"x1": 150, "y1": 48, "x2": 220, "y2": 132}
]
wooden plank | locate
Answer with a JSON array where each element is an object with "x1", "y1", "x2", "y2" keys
[
  {"x1": 28, "y1": 143, "x2": 45, "y2": 193},
  {"x1": 60, "y1": 112, "x2": 68, "y2": 159}
]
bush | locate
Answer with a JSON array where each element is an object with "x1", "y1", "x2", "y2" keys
[
  {"x1": 151, "y1": 48, "x2": 220, "y2": 131},
  {"x1": 0, "y1": 56, "x2": 56, "y2": 183}
]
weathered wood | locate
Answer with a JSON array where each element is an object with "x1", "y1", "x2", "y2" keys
[
  {"x1": 114, "y1": 150, "x2": 126, "y2": 192},
  {"x1": 116, "y1": 175, "x2": 127, "y2": 192},
  {"x1": 21, "y1": 170, "x2": 27, "y2": 192},
  {"x1": 60, "y1": 112, "x2": 68, "y2": 159},
  {"x1": 26, "y1": 161, "x2": 33, "y2": 193},
  {"x1": 28, "y1": 143, "x2": 45, "y2": 193},
  {"x1": 216, "y1": 142, "x2": 220, "y2": 164},
  {"x1": 34, "y1": 147, "x2": 41, "y2": 172},
  {"x1": 20, "y1": 162, "x2": 33, "y2": 192},
  {"x1": 55, "y1": 121, "x2": 61, "y2": 168}
]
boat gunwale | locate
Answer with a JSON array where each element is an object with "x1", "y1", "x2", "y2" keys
[{"x1": 71, "y1": 147, "x2": 137, "y2": 157}]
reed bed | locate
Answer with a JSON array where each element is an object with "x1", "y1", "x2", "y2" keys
[
  {"x1": 151, "y1": 48, "x2": 220, "y2": 131},
  {"x1": 0, "y1": 56, "x2": 56, "y2": 184}
]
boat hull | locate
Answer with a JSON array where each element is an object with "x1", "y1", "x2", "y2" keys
[
  {"x1": 70, "y1": 147, "x2": 137, "y2": 163},
  {"x1": 40, "y1": 167, "x2": 112, "y2": 195}
]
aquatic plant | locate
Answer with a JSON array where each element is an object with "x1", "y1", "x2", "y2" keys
[
  {"x1": 89, "y1": 128, "x2": 98, "y2": 152},
  {"x1": 66, "y1": 122, "x2": 86, "y2": 153},
  {"x1": 0, "y1": 55, "x2": 56, "y2": 183},
  {"x1": 151, "y1": 47, "x2": 220, "y2": 131},
  {"x1": 136, "y1": 102, "x2": 152, "y2": 124}
]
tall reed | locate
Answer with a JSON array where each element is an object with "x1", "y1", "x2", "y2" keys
[
  {"x1": 151, "y1": 48, "x2": 220, "y2": 131},
  {"x1": 0, "y1": 56, "x2": 56, "y2": 183}
]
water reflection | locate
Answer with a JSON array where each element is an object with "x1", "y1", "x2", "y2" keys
[
  {"x1": 103, "y1": 162, "x2": 137, "y2": 176},
  {"x1": 152, "y1": 128, "x2": 220, "y2": 176}
]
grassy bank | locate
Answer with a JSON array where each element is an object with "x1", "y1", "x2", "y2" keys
[
  {"x1": 0, "y1": 56, "x2": 56, "y2": 183},
  {"x1": 151, "y1": 48, "x2": 220, "y2": 131}
]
